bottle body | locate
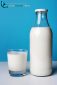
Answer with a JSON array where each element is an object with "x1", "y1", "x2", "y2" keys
[{"x1": 30, "y1": 27, "x2": 52, "y2": 76}]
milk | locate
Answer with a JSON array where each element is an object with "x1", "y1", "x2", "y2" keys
[
  {"x1": 30, "y1": 27, "x2": 52, "y2": 76},
  {"x1": 7, "y1": 50, "x2": 27, "y2": 73}
]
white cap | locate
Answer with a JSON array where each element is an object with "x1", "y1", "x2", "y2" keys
[{"x1": 35, "y1": 9, "x2": 48, "y2": 12}]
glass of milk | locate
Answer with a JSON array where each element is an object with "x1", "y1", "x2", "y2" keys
[{"x1": 7, "y1": 49, "x2": 27, "y2": 77}]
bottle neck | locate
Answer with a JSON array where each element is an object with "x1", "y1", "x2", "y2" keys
[{"x1": 36, "y1": 12, "x2": 49, "y2": 27}]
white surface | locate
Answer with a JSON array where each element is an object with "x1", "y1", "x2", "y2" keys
[{"x1": 0, "y1": 61, "x2": 57, "y2": 85}]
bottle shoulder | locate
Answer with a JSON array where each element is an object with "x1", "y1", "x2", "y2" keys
[
  {"x1": 30, "y1": 27, "x2": 51, "y2": 31},
  {"x1": 30, "y1": 27, "x2": 52, "y2": 36}
]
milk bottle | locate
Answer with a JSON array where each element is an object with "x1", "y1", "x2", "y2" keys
[{"x1": 30, "y1": 9, "x2": 52, "y2": 76}]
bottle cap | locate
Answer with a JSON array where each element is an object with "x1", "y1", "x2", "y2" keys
[{"x1": 35, "y1": 9, "x2": 48, "y2": 12}]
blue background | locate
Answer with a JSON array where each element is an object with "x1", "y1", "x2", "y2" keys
[{"x1": 0, "y1": 0, "x2": 57, "y2": 61}]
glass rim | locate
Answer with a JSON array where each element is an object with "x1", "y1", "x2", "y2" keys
[{"x1": 7, "y1": 49, "x2": 28, "y2": 54}]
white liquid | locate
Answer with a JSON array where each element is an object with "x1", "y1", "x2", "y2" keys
[
  {"x1": 30, "y1": 27, "x2": 52, "y2": 76},
  {"x1": 7, "y1": 51, "x2": 27, "y2": 73}
]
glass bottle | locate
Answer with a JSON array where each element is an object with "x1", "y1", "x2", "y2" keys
[{"x1": 30, "y1": 9, "x2": 52, "y2": 76}]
